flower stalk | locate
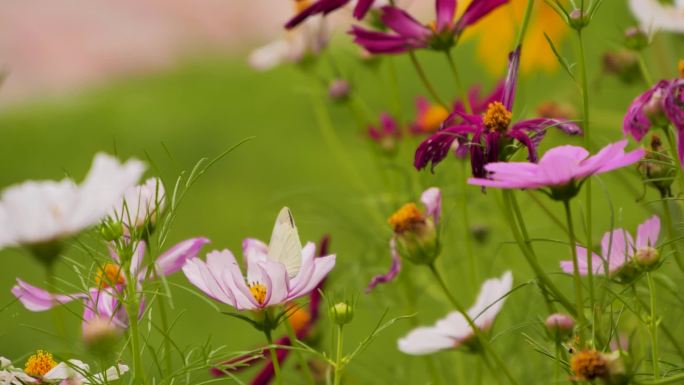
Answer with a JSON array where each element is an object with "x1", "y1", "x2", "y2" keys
[
  {"x1": 562, "y1": 200, "x2": 586, "y2": 328},
  {"x1": 647, "y1": 272, "x2": 660, "y2": 379},
  {"x1": 333, "y1": 324, "x2": 344, "y2": 385},
  {"x1": 265, "y1": 326, "x2": 285, "y2": 385}
]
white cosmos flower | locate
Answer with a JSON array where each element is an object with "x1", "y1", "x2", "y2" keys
[
  {"x1": 248, "y1": 14, "x2": 329, "y2": 71},
  {"x1": 110, "y1": 177, "x2": 165, "y2": 229},
  {"x1": 42, "y1": 360, "x2": 128, "y2": 384},
  {"x1": 0, "y1": 357, "x2": 37, "y2": 384},
  {"x1": 398, "y1": 271, "x2": 513, "y2": 355},
  {"x1": 0, "y1": 153, "x2": 144, "y2": 250},
  {"x1": 629, "y1": 0, "x2": 684, "y2": 33}
]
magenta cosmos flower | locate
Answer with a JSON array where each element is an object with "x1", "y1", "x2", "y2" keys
[
  {"x1": 350, "y1": 0, "x2": 509, "y2": 54},
  {"x1": 286, "y1": 0, "x2": 377, "y2": 29},
  {"x1": 11, "y1": 238, "x2": 208, "y2": 330},
  {"x1": 368, "y1": 112, "x2": 401, "y2": 153},
  {"x1": 560, "y1": 215, "x2": 660, "y2": 280},
  {"x1": 183, "y1": 208, "x2": 336, "y2": 310},
  {"x1": 624, "y1": 79, "x2": 684, "y2": 167},
  {"x1": 415, "y1": 47, "x2": 581, "y2": 176},
  {"x1": 398, "y1": 271, "x2": 512, "y2": 355},
  {"x1": 468, "y1": 140, "x2": 645, "y2": 199}
]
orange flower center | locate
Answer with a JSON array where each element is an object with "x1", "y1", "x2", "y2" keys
[
  {"x1": 679, "y1": 59, "x2": 684, "y2": 78},
  {"x1": 483, "y1": 101, "x2": 512, "y2": 132},
  {"x1": 419, "y1": 104, "x2": 450, "y2": 133},
  {"x1": 570, "y1": 349, "x2": 608, "y2": 381},
  {"x1": 95, "y1": 263, "x2": 126, "y2": 288},
  {"x1": 249, "y1": 283, "x2": 268, "y2": 305},
  {"x1": 24, "y1": 350, "x2": 57, "y2": 377},
  {"x1": 294, "y1": 0, "x2": 311, "y2": 13},
  {"x1": 388, "y1": 203, "x2": 424, "y2": 233}
]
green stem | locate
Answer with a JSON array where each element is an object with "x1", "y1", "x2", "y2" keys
[
  {"x1": 126, "y1": 270, "x2": 147, "y2": 385},
  {"x1": 284, "y1": 318, "x2": 316, "y2": 385},
  {"x1": 647, "y1": 272, "x2": 660, "y2": 379},
  {"x1": 333, "y1": 325, "x2": 344, "y2": 385},
  {"x1": 638, "y1": 52, "x2": 654, "y2": 85},
  {"x1": 408, "y1": 51, "x2": 447, "y2": 108},
  {"x1": 661, "y1": 199, "x2": 684, "y2": 272},
  {"x1": 157, "y1": 291, "x2": 173, "y2": 374},
  {"x1": 661, "y1": 126, "x2": 684, "y2": 193},
  {"x1": 445, "y1": 50, "x2": 471, "y2": 114},
  {"x1": 562, "y1": 200, "x2": 586, "y2": 328},
  {"x1": 265, "y1": 329, "x2": 284, "y2": 385},
  {"x1": 526, "y1": 191, "x2": 569, "y2": 235},
  {"x1": 480, "y1": 351, "x2": 506, "y2": 385},
  {"x1": 639, "y1": 373, "x2": 684, "y2": 385},
  {"x1": 428, "y1": 265, "x2": 519, "y2": 385},
  {"x1": 461, "y1": 161, "x2": 477, "y2": 287},
  {"x1": 385, "y1": 57, "x2": 403, "y2": 122},
  {"x1": 503, "y1": 191, "x2": 576, "y2": 315},
  {"x1": 514, "y1": 0, "x2": 535, "y2": 48}
]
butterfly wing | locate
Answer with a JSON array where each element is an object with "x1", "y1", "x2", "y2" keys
[{"x1": 267, "y1": 207, "x2": 303, "y2": 278}]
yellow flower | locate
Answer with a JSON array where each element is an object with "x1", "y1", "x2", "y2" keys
[{"x1": 460, "y1": 0, "x2": 569, "y2": 75}]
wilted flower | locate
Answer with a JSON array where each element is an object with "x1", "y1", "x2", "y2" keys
[
  {"x1": 23, "y1": 350, "x2": 128, "y2": 384},
  {"x1": 0, "y1": 153, "x2": 144, "y2": 265},
  {"x1": 350, "y1": 0, "x2": 509, "y2": 54},
  {"x1": 183, "y1": 208, "x2": 335, "y2": 310},
  {"x1": 12, "y1": 238, "x2": 208, "y2": 330},
  {"x1": 468, "y1": 141, "x2": 645, "y2": 200},
  {"x1": 398, "y1": 271, "x2": 512, "y2": 355},
  {"x1": 571, "y1": 349, "x2": 609, "y2": 381},
  {"x1": 110, "y1": 177, "x2": 165, "y2": 232},
  {"x1": 368, "y1": 113, "x2": 401, "y2": 153},
  {"x1": 560, "y1": 215, "x2": 660, "y2": 280},
  {"x1": 629, "y1": 0, "x2": 684, "y2": 33}
]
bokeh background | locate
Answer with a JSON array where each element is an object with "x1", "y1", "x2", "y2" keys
[{"x1": 0, "y1": 0, "x2": 682, "y2": 383}]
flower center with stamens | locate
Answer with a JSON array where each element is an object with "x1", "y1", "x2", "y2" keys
[
  {"x1": 388, "y1": 203, "x2": 424, "y2": 233},
  {"x1": 24, "y1": 350, "x2": 57, "y2": 377},
  {"x1": 419, "y1": 104, "x2": 450, "y2": 133},
  {"x1": 483, "y1": 102, "x2": 512, "y2": 132},
  {"x1": 95, "y1": 263, "x2": 126, "y2": 288},
  {"x1": 570, "y1": 349, "x2": 608, "y2": 381},
  {"x1": 294, "y1": 0, "x2": 311, "y2": 13},
  {"x1": 249, "y1": 283, "x2": 268, "y2": 305}
]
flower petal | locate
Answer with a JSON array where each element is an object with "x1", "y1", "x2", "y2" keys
[
  {"x1": 152, "y1": 237, "x2": 210, "y2": 277},
  {"x1": 366, "y1": 238, "x2": 402, "y2": 293},
  {"x1": 11, "y1": 279, "x2": 86, "y2": 312},
  {"x1": 636, "y1": 215, "x2": 661, "y2": 250}
]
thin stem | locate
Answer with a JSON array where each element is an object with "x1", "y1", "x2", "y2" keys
[
  {"x1": 428, "y1": 265, "x2": 519, "y2": 385},
  {"x1": 408, "y1": 51, "x2": 447, "y2": 108},
  {"x1": 461, "y1": 161, "x2": 477, "y2": 286},
  {"x1": 562, "y1": 199, "x2": 586, "y2": 328},
  {"x1": 647, "y1": 272, "x2": 660, "y2": 379},
  {"x1": 125, "y1": 270, "x2": 147, "y2": 385},
  {"x1": 661, "y1": 199, "x2": 684, "y2": 272},
  {"x1": 284, "y1": 318, "x2": 316, "y2": 385},
  {"x1": 385, "y1": 57, "x2": 403, "y2": 122},
  {"x1": 480, "y1": 351, "x2": 506, "y2": 385},
  {"x1": 661, "y1": 126, "x2": 684, "y2": 193},
  {"x1": 445, "y1": 50, "x2": 471, "y2": 113},
  {"x1": 333, "y1": 325, "x2": 344, "y2": 385},
  {"x1": 157, "y1": 290, "x2": 173, "y2": 374},
  {"x1": 265, "y1": 329, "x2": 285, "y2": 385},
  {"x1": 527, "y1": 191, "x2": 569, "y2": 235},
  {"x1": 638, "y1": 52, "x2": 654, "y2": 85},
  {"x1": 515, "y1": 0, "x2": 535, "y2": 48}
]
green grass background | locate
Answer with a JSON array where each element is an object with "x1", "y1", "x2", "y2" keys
[{"x1": 1, "y1": 1, "x2": 683, "y2": 383}]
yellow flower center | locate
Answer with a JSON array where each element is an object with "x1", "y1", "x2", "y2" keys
[
  {"x1": 483, "y1": 101, "x2": 512, "y2": 132},
  {"x1": 24, "y1": 350, "x2": 57, "y2": 377},
  {"x1": 388, "y1": 203, "x2": 424, "y2": 233},
  {"x1": 294, "y1": 0, "x2": 312, "y2": 13},
  {"x1": 419, "y1": 104, "x2": 450, "y2": 133},
  {"x1": 95, "y1": 263, "x2": 126, "y2": 288},
  {"x1": 570, "y1": 349, "x2": 608, "y2": 381},
  {"x1": 249, "y1": 283, "x2": 268, "y2": 305},
  {"x1": 679, "y1": 59, "x2": 684, "y2": 78}
]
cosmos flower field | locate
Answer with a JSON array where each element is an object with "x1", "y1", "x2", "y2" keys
[{"x1": 1, "y1": 0, "x2": 684, "y2": 384}]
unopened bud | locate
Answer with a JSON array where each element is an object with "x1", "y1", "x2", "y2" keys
[
  {"x1": 603, "y1": 50, "x2": 640, "y2": 84},
  {"x1": 635, "y1": 246, "x2": 659, "y2": 267},
  {"x1": 638, "y1": 135, "x2": 676, "y2": 198},
  {"x1": 328, "y1": 79, "x2": 350, "y2": 102},
  {"x1": 624, "y1": 27, "x2": 649, "y2": 51},
  {"x1": 100, "y1": 219, "x2": 124, "y2": 242},
  {"x1": 569, "y1": 9, "x2": 590, "y2": 30},
  {"x1": 388, "y1": 204, "x2": 439, "y2": 265},
  {"x1": 545, "y1": 313, "x2": 575, "y2": 336},
  {"x1": 330, "y1": 302, "x2": 354, "y2": 326},
  {"x1": 83, "y1": 317, "x2": 123, "y2": 358}
]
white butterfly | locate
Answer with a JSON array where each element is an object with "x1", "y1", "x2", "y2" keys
[{"x1": 267, "y1": 207, "x2": 303, "y2": 278}]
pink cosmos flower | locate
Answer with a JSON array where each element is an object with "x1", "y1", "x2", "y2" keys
[
  {"x1": 368, "y1": 112, "x2": 401, "y2": 152},
  {"x1": 624, "y1": 79, "x2": 684, "y2": 167},
  {"x1": 11, "y1": 238, "x2": 208, "y2": 331},
  {"x1": 560, "y1": 215, "x2": 660, "y2": 278},
  {"x1": 183, "y1": 208, "x2": 336, "y2": 310},
  {"x1": 350, "y1": 0, "x2": 509, "y2": 54},
  {"x1": 367, "y1": 187, "x2": 441, "y2": 292},
  {"x1": 398, "y1": 271, "x2": 512, "y2": 355},
  {"x1": 468, "y1": 140, "x2": 645, "y2": 198}
]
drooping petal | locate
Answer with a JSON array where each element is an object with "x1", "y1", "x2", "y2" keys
[
  {"x1": 511, "y1": 118, "x2": 582, "y2": 148},
  {"x1": 421, "y1": 187, "x2": 442, "y2": 225},
  {"x1": 664, "y1": 79, "x2": 684, "y2": 167},
  {"x1": 414, "y1": 124, "x2": 477, "y2": 171},
  {"x1": 456, "y1": 0, "x2": 509, "y2": 32},
  {"x1": 623, "y1": 81, "x2": 669, "y2": 141},
  {"x1": 349, "y1": 26, "x2": 413, "y2": 54},
  {"x1": 11, "y1": 279, "x2": 86, "y2": 312},
  {"x1": 42, "y1": 360, "x2": 90, "y2": 382},
  {"x1": 636, "y1": 215, "x2": 661, "y2": 250},
  {"x1": 435, "y1": 0, "x2": 457, "y2": 31},
  {"x1": 381, "y1": 6, "x2": 431, "y2": 39},
  {"x1": 366, "y1": 238, "x2": 402, "y2": 293},
  {"x1": 507, "y1": 129, "x2": 538, "y2": 163},
  {"x1": 152, "y1": 237, "x2": 210, "y2": 277}
]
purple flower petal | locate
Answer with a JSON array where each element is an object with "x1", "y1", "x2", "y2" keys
[
  {"x1": 435, "y1": 0, "x2": 457, "y2": 31},
  {"x1": 623, "y1": 80, "x2": 670, "y2": 141},
  {"x1": 501, "y1": 46, "x2": 521, "y2": 111},
  {"x1": 366, "y1": 239, "x2": 402, "y2": 293},
  {"x1": 153, "y1": 237, "x2": 210, "y2": 277},
  {"x1": 285, "y1": 0, "x2": 350, "y2": 29},
  {"x1": 353, "y1": 0, "x2": 376, "y2": 19},
  {"x1": 636, "y1": 215, "x2": 660, "y2": 250},
  {"x1": 415, "y1": 124, "x2": 476, "y2": 171},
  {"x1": 456, "y1": 0, "x2": 509, "y2": 32},
  {"x1": 11, "y1": 279, "x2": 86, "y2": 312}
]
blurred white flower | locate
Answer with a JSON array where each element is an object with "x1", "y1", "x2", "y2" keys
[
  {"x1": 0, "y1": 356, "x2": 37, "y2": 384},
  {"x1": 110, "y1": 177, "x2": 165, "y2": 229},
  {"x1": 629, "y1": 0, "x2": 684, "y2": 33},
  {"x1": 0, "y1": 153, "x2": 144, "y2": 250},
  {"x1": 42, "y1": 359, "x2": 128, "y2": 384}
]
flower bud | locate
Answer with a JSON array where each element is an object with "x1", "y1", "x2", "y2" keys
[
  {"x1": 330, "y1": 302, "x2": 354, "y2": 326},
  {"x1": 83, "y1": 317, "x2": 124, "y2": 358},
  {"x1": 99, "y1": 219, "x2": 124, "y2": 242},
  {"x1": 545, "y1": 313, "x2": 574, "y2": 337},
  {"x1": 389, "y1": 204, "x2": 439, "y2": 265},
  {"x1": 624, "y1": 27, "x2": 649, "y2": 51},
  {"x1": 569, "y1": 9, "x2": 590, "y2": 30},
  {"x1": 635, "y1": 246, "x2": 659, "y2": 267},
  {"x1": 328, "y1": 79, "x2": 350, "y2": 102},
  {"x1": 638, "y1": 135, "x2": 676, "y2": 198},
  {"x1": 602, "y1": 50, "x2": 640, "y2": 84}
]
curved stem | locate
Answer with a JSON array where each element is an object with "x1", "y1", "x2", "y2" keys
[
  {"x1": 661, "y1": 199, "x2": 684, "y2": 272},
  {"x1": 428, "y1": 264, "x2": 519, "y2": 385},
  {"x1": 333, "y1": 325, "x2": 344, "y2": 385},
  {"x1": 265, "y1": 329, "x2": 284, "y2": 385},
  {"x1": 562, "y1": 200, "x2": 586, "y2": 329},
  {"x1": 408, "y1": 51, "x2": 447, "y2": 108},
  {"x1": 647, "y1": 272, "x2": 660, "y2": 379}
]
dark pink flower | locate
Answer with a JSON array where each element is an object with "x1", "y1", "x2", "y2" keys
[
  {"x1": 286, "y1": 0, "x2": 376, "y2": 29},
  {"x1": 350, "y1": 0, "x2": 509, "y2": 54},
  {"x1": 368, "y1": 112, "x2": 401, "y2": 152}
]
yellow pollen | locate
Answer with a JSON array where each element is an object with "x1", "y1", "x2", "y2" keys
[
  {"x1": 419, "y1": 104, "x2": 450, "y2": 133},
  {"x1": 24, "y1": 350, "x2": 57, "y2": 377},
  {"x1": 679, "y1": 59, "x2": 684, "y2": 78},
  {"x1": 388, "y1": 203, "x2": 424, "y2": 233},
  {"x1": 249, "y1": 283, "x2": 268, "y2": 305},
  {"x1": 294, "y1": 0, "x2": 312, "y2": 13},
  {"x1": 483, "y1": 101, "x2": 512, "y2": 132},
  {"x1": 427, "y1": 20, "x2": 437, "y2": 32},
  {"x1": 570, "y1": 349, "x2": 608, "y2": 381},
  {"x1": 95, "y1": 263, "x2": 126, "y2": 288}
]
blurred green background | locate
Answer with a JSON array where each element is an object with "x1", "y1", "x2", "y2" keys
[{"x1": 1, "y1": 1, "x2": 683, "y2": 383}]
